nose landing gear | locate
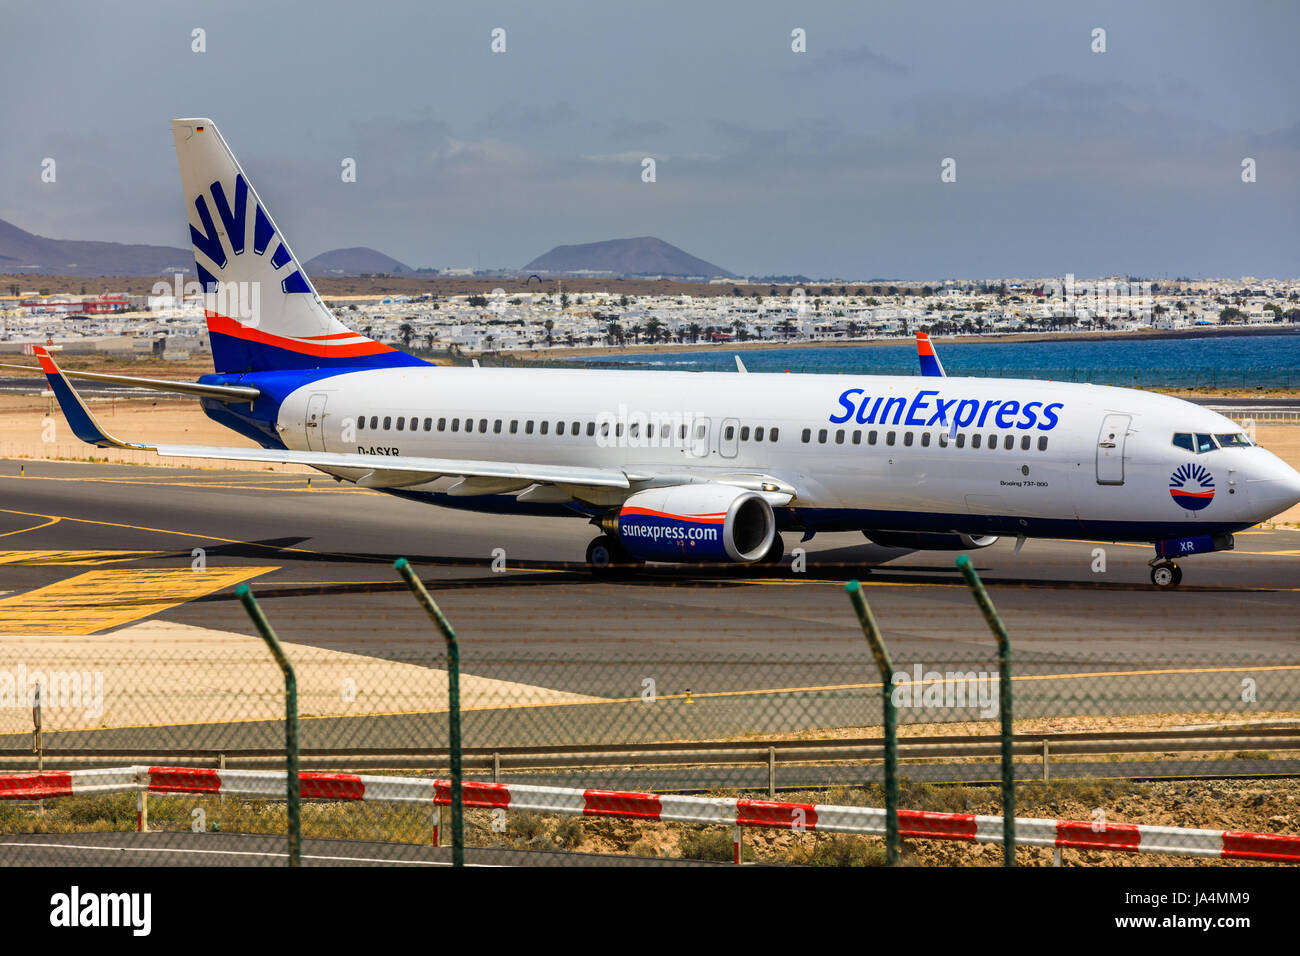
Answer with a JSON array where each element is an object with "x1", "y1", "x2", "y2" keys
[{"x1": 1149, "y1": 559, "x2": 1182, "y2": 589}]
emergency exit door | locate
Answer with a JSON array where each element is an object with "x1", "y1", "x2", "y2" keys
[
  {"x1": 1095, "y1": 413, "x2": 1130, "y2": 485},
  {"x1": 305, "y1": 394, "x2": 329, "y2": 451}
]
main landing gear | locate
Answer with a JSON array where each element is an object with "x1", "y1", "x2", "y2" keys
[
  {"x1": 585, "y1": 534, "x2": 643, "y2": 577},
  {"x1": 1149, "y1": 559, "x2": 1182, "y2": 589}
]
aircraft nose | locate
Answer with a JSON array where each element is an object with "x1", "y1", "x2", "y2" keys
[{"x1": 1247, "y1": 462, "x2": 1300, "y2": 519}]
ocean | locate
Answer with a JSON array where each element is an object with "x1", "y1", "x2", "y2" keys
[{"x1": 558, "y1": 332, "x2": 1300, "y2": 388}]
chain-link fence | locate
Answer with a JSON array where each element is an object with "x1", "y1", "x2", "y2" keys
[{"x1": 2, "y1": 559, "x2": 1296, "y2": 867}]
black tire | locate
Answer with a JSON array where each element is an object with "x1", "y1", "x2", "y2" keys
[
  {"x1": 586, "y1": 535, "x2": 641, "y2": 576},
  {"x1": 1150, "y1": 563, "x2": 1179, "y2": 589}
]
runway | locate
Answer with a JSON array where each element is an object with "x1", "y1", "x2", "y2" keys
[{"x1": 0, "y1": 459, "x2": 1297, "y2": 756}]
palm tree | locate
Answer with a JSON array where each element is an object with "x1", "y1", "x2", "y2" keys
[{"x1": 399, "y1": 323, "x2": 414, "y2": 349}]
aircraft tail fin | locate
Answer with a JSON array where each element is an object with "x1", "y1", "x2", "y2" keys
[
  {"x1": 171, "y1": 118, "x2": 425, "y2": 374},
  {"x1": 916, "y1": 331, "x2": 946, "y2": 377}
]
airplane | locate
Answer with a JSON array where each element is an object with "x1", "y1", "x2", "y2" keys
[
  {"x1": 12, "y1": 117, "x2": 1300, "y2": 589},
  {"x1": 916, "y1": 331, "x2": 946, "y2": 377}
]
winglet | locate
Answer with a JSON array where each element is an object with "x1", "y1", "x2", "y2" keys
[
  {"x1": 33, "y1": 347, "x2": 146, "y2": 449},
  {"x1": 916, "y1": 332, "x2": 946, "y2": 377},
  {"x1": 735, "y1": 355, "x2": 748, "y2": 373}
]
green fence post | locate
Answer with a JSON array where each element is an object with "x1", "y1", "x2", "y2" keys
[
  {"x1": 955, "y1": 555, "x2": 1015, "y2": 866},
  {"x1": 844, "y1": 579, "x2": 900, "y2": 865},
  {"x1": 395, "y1": 558, "x2": 464, "y2": 867},
  {"x1": 236, "y1": 583, "x2": 300, "y2": 867}
]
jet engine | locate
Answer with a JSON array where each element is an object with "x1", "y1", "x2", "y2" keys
[{"x1": 604, "y1": 484, "x2": 776, "y2": 563}]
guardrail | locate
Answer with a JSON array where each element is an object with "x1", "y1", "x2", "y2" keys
[
  {"x1": 4, "y1": 727, "x2": 1295, "y2": 783},
  {"x1": 3, "y1": 765, "x2": 1296, "y2": 865}
]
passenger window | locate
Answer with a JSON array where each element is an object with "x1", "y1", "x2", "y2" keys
[
  {"x1": 540, "y1": 421, "x2": 549, "y2": 435},
  {"x1": 921, "y1": 432, "x2": 931, "y2": 447},
  {"x1": 987, "y1": 434, "x2": 996, "y2": 448},
  {"x1": 852, "y1": 430, "x2": 862, "y2": 445},
  {"x1": 450, "y1": 418, "x2": 459, "y2": 432},
  {"x1": 1004, "y1": 435, "x2": 1014, "y2": 450},
  {"x1": 573, "y1": 421, "x2": 580, "y2": 435},
  {"x1": 525, "y1": 421, "x2": 534, "y2": 434},
  {"x1": 660, "y1": 423, "x2": 669, "y2": 440},
  {"x1": 557, "y1": 421, "x2": 566, "y2": 436},
  {"x1": 755, "y1": 427, "x2": 765, "y2": 442},
  {"x1": 509, "y1": 420, "x2": 517, "y2": 434},
  {"x1": 587, "y1": 422, "x2": 596, "y2": 437},
  {"x1": 616, "y1": 423, "x2": 624, "y2": 438},
  {"x1": 818, "y1": 429, "x2": 828, "y2": 443},
  {"x1": 1195, "y1": 433, "x2": 1215, "y2": 453},
  {"x1": 1020, "y1": 435, "x2": 1030, "y2": 450},
  {"x1": 868, "y1": 430, "x2": 878, "y2": 445},
  {"x1": 939, "y1": 432, "x2": 949, "y2": 447},
  {"x1": 724, "y1": 425, "x2": 735, "y2": 440},
  {"x1": 833, "y1": 429, "x2": 843, "y2": 444},
  {"x1": 741, "y1": 426, "x2": 751, "y2": 441},
  {"x1": 696, "y1": 424, "x2": 706, "y2": 439},
  {"x1": 383, "y1": 416, "x2": 392, "y2": 430},
  {"x1": 802, "y1": 428, "x2": 811, "y2": 443},
  {"x1": 479, "y1": 419, "x2": 487, "y2": 433},
  {"x1": 956, "y1": 433, "x2": 966, "y2": 448},
  {"x1": 1038, "y1": 436, "x2": 1048, "y2": 451},
  {"x1": 904, "y1": 432, "x2": 914, "y2": 447},
  {"x1": 424, "y1": 418, "x2": 433, "y2": 431},
  {"x1": 679, "y1": 424, "x2": 688, "y2": 441},
  {"x1": 357, "y1": 416, "x2": 365, "y2": 431},
  {"x1": 972, "y1": 434, "x2": 981, "y2": 448},
  {"x1": 396, "y1": 418, "x2": 405, "y2": 431},
  {"x1": 770, "y1": 427, "x2": 779, "y2": 442},
  {"x1": 886, "y1": 431, "x2": 896, "y2": 446},
  {"x1": 601, "y1": 422, "x2": 610, "y2": 438},
  {"x1": 464, "y1": 418, "x2": 472, "y2": 432},
  {"x1": 370, "y1": 416, "x2": 378, "y2": 429},
  {"x1": 438, "y1": 418, "x2": 446, "y2": 431},
  {"x1": 493, "y1": 420, "x2": 502, "y2": 434}
]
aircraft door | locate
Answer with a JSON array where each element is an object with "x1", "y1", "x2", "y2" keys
[
  {"x1": 720, "y1": 418, "x2": 740, "y2": 458},
  {"x1": 688, "y1": 417, "x2": 711, "y2": 458},
  {"x1": 305, "y1": 394, "x2": 329, "y2": 451},
  {"x1": 1095, "y1": 413, "x2": 1130, "y2": 485}
]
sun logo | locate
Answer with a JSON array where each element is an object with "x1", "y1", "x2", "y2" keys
[
  {"x1": 1169, "y1": 463, "x2": 1215, "y2": 511},
  {"x1": 190, "y1": 174, "x2": 309, "y2": 295}
]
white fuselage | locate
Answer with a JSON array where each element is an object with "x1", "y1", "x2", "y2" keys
[{"x1": 268, "y1": 366, "x2": 1300, "y2": 542}]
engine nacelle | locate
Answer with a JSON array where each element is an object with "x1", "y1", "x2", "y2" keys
[
  {"x1": 863, "y1": 531, "x2": 999, "y2": 551},
  {"x1": 610, "y1": 484, "x2": 776, "y2": 563}
]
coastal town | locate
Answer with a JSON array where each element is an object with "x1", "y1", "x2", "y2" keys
[{"x1": 2, "y1": 274, "x2": 1298, "y2": 361}]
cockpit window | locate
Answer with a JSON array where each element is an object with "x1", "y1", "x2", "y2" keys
[
  {"x1": 1172, "y1": 433, "x2": 1194, "y2": 452},
  {"x1": 1215, "y1": 432, "x2": 1253, "y2": 448},
  {"x1": 1194, "y1": 433, "x2": 1216, "y2": 453}
]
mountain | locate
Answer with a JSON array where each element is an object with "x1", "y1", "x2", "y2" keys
[
  {"x1": 523, "y1": 237, "x2": 735, "y2": 278},
  {"x1": 302, "y1": 247, "x2": 411, "y2": 275},
  {"x1": 0, "y1": 217, "x2": 192, "y2": 277}
]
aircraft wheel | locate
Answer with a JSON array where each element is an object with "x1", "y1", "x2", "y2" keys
[
  {"x1": 1150, "y1": 562, "x2": 1180, "y2": 589},
  {"x1": 586, "y1": 535, "x2": 640, "y2": 576}
]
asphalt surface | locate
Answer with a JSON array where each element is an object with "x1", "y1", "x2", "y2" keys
[{"x1": 0, "y1": 458, "x2": 1297, "y2": 754}]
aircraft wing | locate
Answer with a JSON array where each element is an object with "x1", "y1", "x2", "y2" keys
[
  {"x1": 0, "y1": 360, "x2": 260, "y2": 402},
  {"x1": 34, "y1": 345, "x2": 800, "y2": 502},
  {"x1": 916, "y1": 331, "x2": 946, "y2": 377},
  {"x1": 32, "y1": 345, "x2": 631, "y2": 490}
]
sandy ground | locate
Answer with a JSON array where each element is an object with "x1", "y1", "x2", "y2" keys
[{"x1": 0, "y1": 620, "x2": 598, "y2": 735}]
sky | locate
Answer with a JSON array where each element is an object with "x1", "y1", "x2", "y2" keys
[{"x1": 2, "y1": 0, "x2": 1298, "y2": 279}]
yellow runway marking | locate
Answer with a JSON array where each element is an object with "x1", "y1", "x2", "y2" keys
[
  {"x1": 0, "y1": 550, "x2": 168, "y2": 566},
  {"x1": 2, "y1": 474, "x2": 374, "y2": 496},
  {"x1": 0, "y1": 566, "x2": 275, "y2": 635},
  {"x1": 0, "y1": 515, "x2": 61, "y2": 539},
  {"x1": 0, "y1": 507, "x2": 354, "y2": 561}
]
